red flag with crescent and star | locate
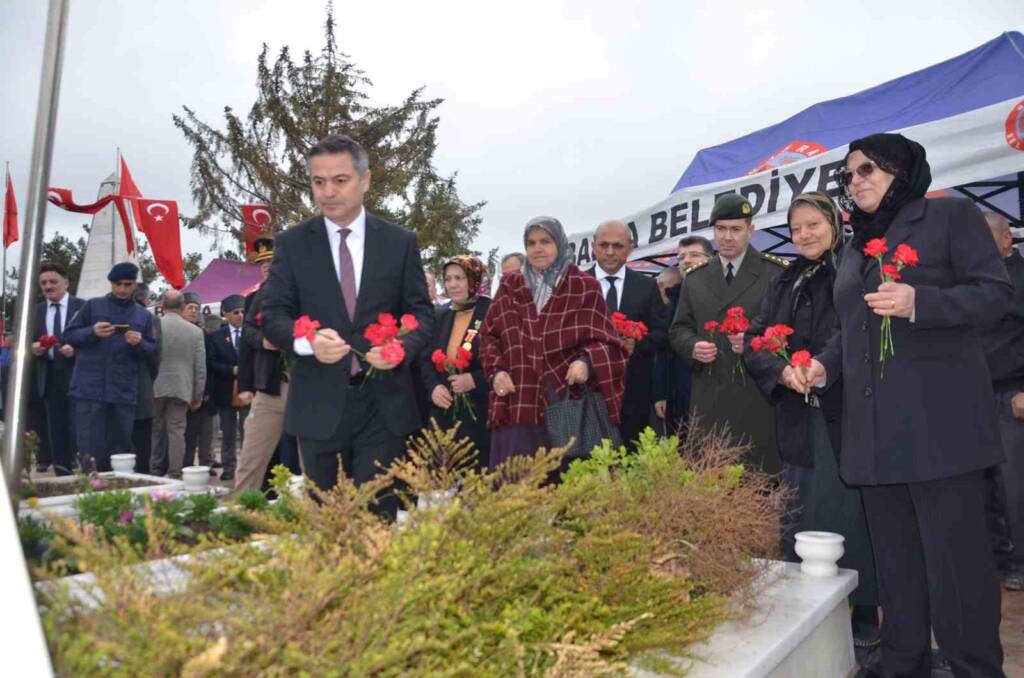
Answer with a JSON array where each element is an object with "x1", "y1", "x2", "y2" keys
[
  {"x1": 3, "y1": 171, "x2": 17, "y2": 248},
  {"x1": 118, "y1": 155, "x2": 145, "y2": 234},
  {"x1": 137, "y1": 198, "x2": 185, "y2": 289},
  {"x1": 240, "y1": 204, "x2": 275, "y2": 260}
]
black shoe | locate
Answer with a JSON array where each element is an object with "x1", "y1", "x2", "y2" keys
[
  {"x1": 853, "y1": 622, "x2": 882, "y2": 649},
  {"x1": 211, "y1": 461, "x2": 223, "y2": 469},
  {"x1": 855, "y1": 665, "x2": 891, "y2": 678},
  {"x1": 209, "y1": 468, "x2": 218, "y2": 476},
  {"x1": 1005, "y1": 572, "x2": 1024, "y2": 591},
  {"x1": 219, "y1": 473, "x2": 234, "y2": 481},
  {"x1": 35, "y1": 464, "x2": 50, "y2": 473}
]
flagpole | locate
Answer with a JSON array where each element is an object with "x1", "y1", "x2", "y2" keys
[
  {"x1": 3, "y1": 0, "x2": 70, "y2": 507},
  {"x1": 2, "y1": 162, "x2": 8, "y2": 330}
]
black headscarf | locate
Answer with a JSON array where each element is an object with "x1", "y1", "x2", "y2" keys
[{"x1": 839, "y1": 133, "x2": 931, "y2": 248}]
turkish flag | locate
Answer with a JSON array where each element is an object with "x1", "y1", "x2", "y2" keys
[
  {"x1": 3, "y1": 172, "x2": 17, "y2": 248},
  {"x1": 118, "y1": 155, "x2": 144, "y2": 233},
  {"x1": 240, "y1": 204, "x2": 274, "y2": 259},
  {"x1": 137, "y1": 199, "x2": 185, "y2": 289},
  {"x1": 47, "y1": 187, "x2": 117, "y2": 214}
]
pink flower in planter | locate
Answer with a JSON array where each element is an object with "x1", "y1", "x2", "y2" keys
[
  {"x1": 119, "y1": 510, "x2": 134, "y2": 524},
  {"x1": 152, "y1": 489, "x2": 177, "y2": 502},
  {"x1": 89, "y1": 478, "x2": 108, "y2": 490}
]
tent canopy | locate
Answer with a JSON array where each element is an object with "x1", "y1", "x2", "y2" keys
[
  {"x1": 567, "y1": 31, "x2": 1024, "y2": 269},
  {"x1": 181, "y1": 258, "x2": 262, "y2": 312},
  {"x1": 674, "y1": 32, "x2": 1024, "y2": 191}
]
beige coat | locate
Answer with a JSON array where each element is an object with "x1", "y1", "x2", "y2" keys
[{"x1": 153, "y1": 312, "x2": 206, "y2": 403}]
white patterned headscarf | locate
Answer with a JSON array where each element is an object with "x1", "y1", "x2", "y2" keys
[{"x1": 521, "y1": 216, "x2": 572, "y2": 312}]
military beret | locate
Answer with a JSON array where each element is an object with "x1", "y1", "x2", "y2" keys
[
  {"x1": 182, "y1": 292, "x2": 202, "y2": 306},
  {"x1": 709, "y1": 194, "x2": 753, "y2": 225},
  {"x1": 220, "y1": 294, "x2": 245, "y2": 313},
  {"x1": 253, "y1": 237, "x2": 274, "y2": 263},
  {"x1": 107, "y1": 261, "x2": 139, "y2": 282}
]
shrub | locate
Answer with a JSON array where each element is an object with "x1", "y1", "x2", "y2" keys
[{"x1": 36, "y1": 423, "x2": 782, "y2": 676}]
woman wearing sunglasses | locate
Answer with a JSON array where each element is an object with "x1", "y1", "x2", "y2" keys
[{"x1": 793, "y1": 133, "x2": 1012, "y2": 677}]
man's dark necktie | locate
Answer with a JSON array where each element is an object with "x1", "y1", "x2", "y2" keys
[
  {"x1": 50, "y1": 302, "x2": 61, "y2": 360},
  {"x1": 725, "y1": 262, "x2": 735, "y2": 286},
  {"x1": 338, "y1": 228, "x2": 361, "y2": 375},
  {"x1": 606, "y1": 275, "x2": 619, "y2": 313},
  {"x1": 232, "y1": 328, "x2": 239, "y2": 350}
]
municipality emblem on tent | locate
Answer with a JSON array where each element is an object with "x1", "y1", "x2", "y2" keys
[
  {"x1": 1006, "y1": 99, "x2": 1024, "y2": 152},
  {"x1": 748, "y1": 141, "x2": 827, "y2": 175}
]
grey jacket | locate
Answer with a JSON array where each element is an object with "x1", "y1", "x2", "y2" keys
[{"x1": 153, "y1": 312, "x2": 207, "y2": 403}]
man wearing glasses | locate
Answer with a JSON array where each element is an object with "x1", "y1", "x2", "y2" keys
[{"x1": 590, "y1": 219, "x2": 669, "y2": 445}]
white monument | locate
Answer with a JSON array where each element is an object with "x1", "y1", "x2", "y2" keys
[{"x1": 75, "y1": 172, "x2": 137, "y2": 299}]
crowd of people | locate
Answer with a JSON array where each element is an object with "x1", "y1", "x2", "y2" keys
[{"x1": 18, "y1": 132, "x2": 1021, "y2": 677}]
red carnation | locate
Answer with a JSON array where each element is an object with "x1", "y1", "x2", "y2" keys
[
  {"x1": 431, "y1": 349, "x2": 448, "y2": 373},
  {"x1": 892, "y1": 243, "x2": 919, "y2": 268},
  {"x1": 863, "y1": 238, "x2": 888, "y2": 259},
  {"x1": 293, "y1": 315, "x2": 320, "y2": 341},
  {"x1": 881, "y1": 263, "x2": 902, "y2": 282},
  {"x1": 751, "y1": 336, "x2": 765, "y2": 352},
  {"x1": 704, "y1": 320, "x2": 719, "y2": 333},
  {"x1": 400, "y1": 313, "x2": 419, "y2": 332},
  {"x1": 380, "y1": 339, "x2": 405, "y2": 366},
  {"x1": 454, "y1": 347, "x2": 472, "y2": 371},
  {"x1": 790, "y1": 350, "x2": 812, "y2": 369},
  {"x1": 378, "y1": 313, "x2": 397, "y2": 327}
]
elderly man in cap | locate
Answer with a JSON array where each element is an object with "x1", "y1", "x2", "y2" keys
[
  {"x1": 207, "y1": 293, "x2": 248, "y2": 481},
  {"x1": 63, "y1": 262, "x2": 157, "y2": 472},
  {"x1": 669, "y1": 194, "x2": 788, "y2": 474},
  {"x1": 181, "y1": 291, "x2": 216, "y2": 472}
]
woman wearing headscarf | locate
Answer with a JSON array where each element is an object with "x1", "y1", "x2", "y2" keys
[
  {"x1": 479, "y1": 217, "x2": 628, "y2": 470},
  {"x1": 743, "y1": 191, "x2": 879, "y2": 647},
  {"x1": 423, "y1": 256, "x2": 492, "y2": 468},
  {"x1": 793, "y1": 134, "x2": 1012, "y2": 677}
]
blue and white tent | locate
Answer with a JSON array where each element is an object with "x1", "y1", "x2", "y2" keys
[{"x1": 569, "y1": 31, "x2": 1024, "y2": 267}]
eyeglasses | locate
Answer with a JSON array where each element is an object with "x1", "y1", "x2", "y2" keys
[{"x1": 839, "y1": 161, "x2": 878, "y2": 186}]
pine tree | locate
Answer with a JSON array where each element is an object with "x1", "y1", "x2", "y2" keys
[{"x1": 173, "y1": 4, "x2": 485, "y2": 272}]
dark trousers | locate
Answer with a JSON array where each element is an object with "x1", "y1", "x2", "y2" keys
[
  {"x1": 618, "y1": 407, "x2": 651, "y2": 447},
  {"x1": 42, "y1": 371, "x2": 75, "y2": 475},
  {"x1": 131, "y1": 417, "x2": 152, "y2": 474},
  {"x1": 861, "y1": 471, "x2": 1004, "y2": 678},
  {"x1": 298, "y1": 386, "x2": 406, "y2": 519},
  {"x1": 995, "y1": 388, "x2": 1024, "y2": 573},
  {"x1": 73, "y1": 399, "x2": 135, "y2": 473},
  {"x1": 217, "y1": 406, "x2": 247, "y2": 475},
  {"x1": 184, "y1": 408, "x2": 214, "y2": 468}
]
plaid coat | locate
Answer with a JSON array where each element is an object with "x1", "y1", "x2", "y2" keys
[{"x1": 480, "y1": 265, "x2": 628, "y2": 430}]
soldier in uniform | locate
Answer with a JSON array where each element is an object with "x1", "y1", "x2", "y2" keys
[{"x1": 668, "y1": 193, "x2": 788, "y2": 473}]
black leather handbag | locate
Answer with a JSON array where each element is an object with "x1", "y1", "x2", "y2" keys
[{"x1": 545, "y1": 386, "x2": 621, "y2": 460}]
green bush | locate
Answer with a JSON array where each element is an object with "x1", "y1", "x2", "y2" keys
[{"x1": 36, "y1": 423, "x2": 782, "y2": 676}]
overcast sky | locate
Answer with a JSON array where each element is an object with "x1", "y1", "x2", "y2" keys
[{"x1": 1, "y1": 0, "x2": 1020, "y2": 286}]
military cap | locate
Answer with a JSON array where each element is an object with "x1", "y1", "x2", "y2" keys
[
  {"x1": 107, "y1": 261, "x2": 139, "y2": 282},
  {"x1": 220, "y1": 294, "x2": 245, "y2": 313},
  {"x1": 709, "y1": 194, "x2": 753, "y2": 225},
  {"x1": 253, "y1": 237, "x2": 274, "y2": 263}
]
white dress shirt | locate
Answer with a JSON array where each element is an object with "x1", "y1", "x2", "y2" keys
[
  {"x1": 594, "y1": 264, "x2": 627, "y2": 304},
  {"x1": 325, "y1": 207, "x2": 366, "y2": 297},
  {"x1": 294, "y1": 207, "x2": 367, "y2": 356},
  {"x1": 46, "y1": 292, "x2": 69, "y2": 359},
  {"x1": 720, "y1": 249, "x2": 748, "y2": 280}
]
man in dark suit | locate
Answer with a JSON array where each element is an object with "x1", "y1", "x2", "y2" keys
[
  {"x1": 262, "y1": 134, "x2": 434, "y2": 518},
  {"x1": 981, "y1": 211, "x2": 1024, "y2": 591},
  {"x1": 207, "y1": 294, "x2": 246, "y2": 481},
  {"x1": 30, "y1": 262, "x2": 85, "y2": 475},
  {"x1": 589, "y1": 220, "x2": 669, "y2": 445}
]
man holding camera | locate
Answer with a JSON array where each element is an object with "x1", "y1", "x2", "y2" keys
[{"x1": 64, "y1": 262, "x2": 157, "y2": 472}]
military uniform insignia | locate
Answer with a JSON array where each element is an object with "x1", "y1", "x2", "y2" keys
[
  {"x1": 684, "y1": 260, "x2": 710, "y2": 276},
  {"x1": 741, "y1": 203, "x2": 752, "y2": 215},
  {"x1": 462, "y1": 320, "x2": 482, "y2": 351},
  {"x1": 761, "y1": 253, "x2": 790, "y2": 267}
]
